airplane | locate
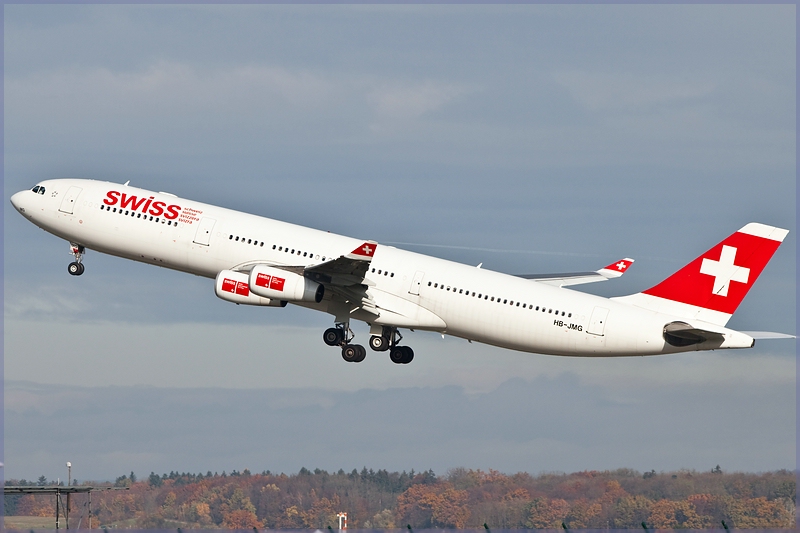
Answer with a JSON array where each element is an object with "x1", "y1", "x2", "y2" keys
[{"x1": 9, "y1": 178, "x2": 794, "y2": 364}]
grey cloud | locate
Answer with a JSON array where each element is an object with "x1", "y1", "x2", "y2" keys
[{"x1": 5, "y1": 376, "x2": 793, "y2": 481}]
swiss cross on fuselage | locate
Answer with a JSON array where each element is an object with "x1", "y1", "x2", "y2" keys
[{"x1": 699, "y1": 245, "x2": 750, "y2": 297}]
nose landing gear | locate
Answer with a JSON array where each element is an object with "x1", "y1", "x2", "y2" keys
[{"x1": 68, "y1": 243, "x2": 85, "y2": 276}]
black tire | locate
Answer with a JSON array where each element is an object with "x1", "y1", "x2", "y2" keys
[
  {"x1": 323, "y1": 328, "x2": 343, "y2": 346},
  {"x1": 401, "y1": 346, "x2": 414, "y2": 364},
  {"x1": 369, "y1": 335, "x2": 389, "y2": 352},
  {"x1": 342, "y1": 344, "x2": 360, "y2": 362},
  {"x1": 390, "y1": 346, "x2": 406, "y2": 364},
  {"x1": 77, "y1": 263, "x2": 85, "y2": 275},
  {"x1": 68, "y1": 262, "x2": 82, "y2": 276},
  {"x1": 354, "y1": 345, "x2": 367, "y2": 362}
]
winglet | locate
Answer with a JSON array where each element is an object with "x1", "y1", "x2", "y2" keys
[
  {"x1": 597, "y1": 258, "x2": 634, "y2": 279},
  {"x1": 347, "y1": 241, "x2": 378, "y2": 260}
]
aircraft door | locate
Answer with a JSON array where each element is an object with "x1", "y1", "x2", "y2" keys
[
  {"x1": 587, "y1": 307, "x2": 609, "y2": 336},
  {"x1": 409, "y1": 270, "x2": 425, "y2": 295},
  {"x1": 58, "y1": 186, "x2": 83, "y2": 214},
  {"x1": 193, "y1": 217, "x2": 217, "y2": 246}
]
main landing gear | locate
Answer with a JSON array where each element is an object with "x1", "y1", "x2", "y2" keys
[
  {"x1": 68, "y1": 243, "x2": 85, "y2": 276},
  {"x1": 370, "y1": 326, "x2": 414, "y2": 364},
  {"x1": 323, "y1": 324, "x2": 415, "y2": 364},
  {"x1": 323, "y1": 324, "x2": 366, "y2": 363}
]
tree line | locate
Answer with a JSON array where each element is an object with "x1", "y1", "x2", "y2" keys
[{"x1": 5, "y1": 467, "x2": 795, "y2": 529}]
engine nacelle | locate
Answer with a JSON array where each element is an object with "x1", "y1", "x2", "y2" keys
[
  {"x1": 215, "y1": 270, "x2": 287, "y2": 307},
  {"x1": 249, "y1": 264, "x2": 324, "y2": 303}
]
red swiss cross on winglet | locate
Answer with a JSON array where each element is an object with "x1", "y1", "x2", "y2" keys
[
  {"x1": 603, "y1": 258, "x2": 633, "y2": 272},
  {"x1": 350, "y1": 241, "x2": 377, "y2": 258},
  {"x1": 597, "y1": 257, "x2": 634, "y2": 279}
]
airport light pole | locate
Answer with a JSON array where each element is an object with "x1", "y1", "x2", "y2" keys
[{"x1": 66, "y1": 462, "x2": 71, "y2": 529}]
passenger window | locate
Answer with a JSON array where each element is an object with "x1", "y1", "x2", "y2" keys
[
  {"x1": 390, "y1": 273, "x2": 394, "y2": 277},
  {"x1": 568, "y1": 313, "x2": 572, "y2": 318},
  {"x1": 491, "y1": 297, "x2": 495, "y2": 302},
  {"x1": 503, "y1": 299, "x2": 507, "y2": 304}
]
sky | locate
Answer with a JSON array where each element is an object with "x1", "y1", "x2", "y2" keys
[{"x1": 3, "y1": 5, "x2": 796, "y2": 482}]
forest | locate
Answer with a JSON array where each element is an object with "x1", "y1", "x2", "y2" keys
[{"x1": 4, "y1": 467, "x2": 795, "y2": 529}]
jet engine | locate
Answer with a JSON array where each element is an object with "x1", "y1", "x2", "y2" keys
[
  {"x1": 215, "y1": 270, "x2": 286, "y2": 307},
  {"x1": 249, "y1": 264, "x2": 324, "y2": 303}
]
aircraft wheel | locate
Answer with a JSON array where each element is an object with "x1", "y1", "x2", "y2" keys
[
  {"x1": 68, "y1": 262, "x2": 84, "y2": 276},
  {"x1": 401, "y1": 346, "x2": 414, "y2": 364},
  {"x1": 342, "y1": 344, "x2": 363, "y2": 363},
  {"x1": 369, "y1": 335, "x2": 389, "y2": 352},
  {"x1": 355, "y1": 345, "x2": 367, "y2": 362},
  {"x1": 323, "y1": 328, "x2": 343, "y2": 346},
  {"x1": 390, "y1": 346, "x2": 406, "y2": 364}
]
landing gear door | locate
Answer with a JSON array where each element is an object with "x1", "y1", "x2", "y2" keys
[
  {"x1": 409, "y1": 270, "x2": 425, "y2": 295},
  {"x1": 58, "y1": 186, "x2": 83, "y2": 214},
  {"x1": 587, "y1": 307, "x2": 610, "y2": 336},
  {"x1": 193, "y1": 217, "x2": 216, "y2": 246}
]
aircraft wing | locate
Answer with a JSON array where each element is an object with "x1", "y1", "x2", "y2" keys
[
  {"x1": 517, "y1": 258, "x2": 634, "y2": 287},
  {"x1": 304, "y1": 241, "x2": 380, "y2": 316},
  {"x1": 304, "y1": 241, "x2": 378, "y2": 286}
]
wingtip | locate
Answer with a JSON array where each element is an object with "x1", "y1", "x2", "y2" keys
[
  {"x1": 348, "y1": 241, "x2": 378, "y2": 259},
  {"x1": 598, "y1": 258, "x2": 634, "y2": 278}
]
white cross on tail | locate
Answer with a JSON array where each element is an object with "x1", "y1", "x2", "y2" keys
[{"x1": 699, "y1": 245, "x2": 749, "y2": 297}]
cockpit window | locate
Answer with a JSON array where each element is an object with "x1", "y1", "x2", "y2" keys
[
  {"x1": 32, "y1": 186, "x2": 40, "y2": 193},
  {"x1": 39, "y1": 187, "x2": 45, "y2": 195},
  {"x1": 31, "y1": 186, "x2": 46, "y2": 195}
]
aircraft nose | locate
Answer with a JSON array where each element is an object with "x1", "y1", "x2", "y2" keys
[{"x1": 10, "y1": 190, "x2": 30, "y2": 214}]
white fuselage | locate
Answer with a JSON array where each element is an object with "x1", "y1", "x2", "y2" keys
[{"x1": 11, "y1": 178, "x2": 753, "y2": 357}]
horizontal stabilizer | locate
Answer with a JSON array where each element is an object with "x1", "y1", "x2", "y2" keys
[{"x1": 740, "y1": 331, "x2": 796, "y2": 340}]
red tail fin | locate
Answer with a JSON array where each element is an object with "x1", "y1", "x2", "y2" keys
[{"x1": 642, "y1": 223, "x2": 788, "y2": 317}]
